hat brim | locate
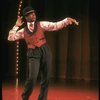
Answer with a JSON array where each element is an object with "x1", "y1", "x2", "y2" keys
[{"x1": 23, "y1": 10, "x2": 35, "y2": 16}]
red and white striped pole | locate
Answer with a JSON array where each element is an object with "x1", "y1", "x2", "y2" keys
[{"x1": 16, "y1": 0, "x2": 23, "y2": 88}]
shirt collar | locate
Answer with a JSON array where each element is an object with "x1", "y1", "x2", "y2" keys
[{"x1": 27, "y1": 22, "x2": 35, "y2": 27}]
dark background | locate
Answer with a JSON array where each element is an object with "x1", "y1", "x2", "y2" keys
[{"x1": 0, "y1": 0, "x2": 99, "y2": 86}]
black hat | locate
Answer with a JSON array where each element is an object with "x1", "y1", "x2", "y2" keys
[{"x1": 23, "y1": 6, "x2": 35, "y2": 16}]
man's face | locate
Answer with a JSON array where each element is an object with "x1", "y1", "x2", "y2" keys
[{"x1": 25, "y1": 12, "x2": 36, "y2": 22}]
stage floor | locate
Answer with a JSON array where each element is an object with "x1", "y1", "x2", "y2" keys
[{"x1": 2, "y1": 80, "x2": 99, "y2": 100}]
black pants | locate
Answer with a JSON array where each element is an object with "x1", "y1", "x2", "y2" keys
[{"x1": 22, "y1": 43, "x2": 52, "y2": 100}]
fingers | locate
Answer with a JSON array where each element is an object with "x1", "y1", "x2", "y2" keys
[
  {"x1": 67, "y1": 17, "x2": 79, "y2": 26},
  {"x1": 71, "y1": 18, "x2": 79, "y2": 26},
  {"x1": 18, "y1": 16, "x2": 23, "y2": 20},
  {"x1": 16, "y1": 16, "x2": 24, "y2": 26},
  {"x1": 72, "y1": 19, "x2": 79, "y2": 25},
  {"x1": 74, "y1": 20, "x2": 79, "y2": 26}
]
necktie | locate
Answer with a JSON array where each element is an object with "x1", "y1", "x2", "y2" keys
[{"x1": 29, "y1": 23, "x2": 34, "y2": 32}]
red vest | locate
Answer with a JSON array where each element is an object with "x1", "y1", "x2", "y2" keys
[{"x1": 24, "y1": 22, "x2": 46, "y2": 48}]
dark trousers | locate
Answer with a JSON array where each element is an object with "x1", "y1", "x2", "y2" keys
[{"x1": 22, "y1": 43, "x2": 52, "y2": 100}]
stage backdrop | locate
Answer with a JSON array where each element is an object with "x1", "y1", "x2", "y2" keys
[{"x1": 1, "y1": 0, "x2": 99, "y2": 83}]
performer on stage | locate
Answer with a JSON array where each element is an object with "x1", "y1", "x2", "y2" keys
[{"x1": 8, "y1": 6, "x2": 79, "y2": 100}]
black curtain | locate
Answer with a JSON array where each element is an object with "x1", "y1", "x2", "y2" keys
[{"x1": 0, "y1": 0, "x2": 99, "y2": 83}]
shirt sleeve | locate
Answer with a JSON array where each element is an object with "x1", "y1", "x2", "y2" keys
[
  {"x1": 40, "y1": 18, "x2": 70, "y2": 31},
  {"x1": 8, "y1": 26, "x2": 24, "y2": 41}
]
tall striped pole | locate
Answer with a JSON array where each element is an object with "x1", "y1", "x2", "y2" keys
[{"x1": 16, "y1": 0, "x2": 23, "y2": 88}]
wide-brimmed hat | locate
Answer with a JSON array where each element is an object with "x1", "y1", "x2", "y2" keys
[{"x1": 23, "y1": 6, "x2": 35, "y2": 16}]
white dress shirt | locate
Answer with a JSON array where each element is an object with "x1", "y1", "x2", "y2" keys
[{"x1": 8, "y1": 18, "x2": 70, "y2": 41}]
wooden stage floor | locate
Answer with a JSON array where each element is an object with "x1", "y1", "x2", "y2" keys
[{"x1": 2, "y1": 80, "x2": 99, "y2": 100}]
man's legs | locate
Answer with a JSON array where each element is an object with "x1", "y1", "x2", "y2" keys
[
  {"x1": 38, "y1": 44, "x2": 52, "y2": 100},
  {"x1": 22, "y1": 48, "x2": 41, "y2": 100}
]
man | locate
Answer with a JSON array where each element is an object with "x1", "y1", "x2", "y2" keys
[{"x1": 8, "y1": 6, "x2": 79, "y2": 100}]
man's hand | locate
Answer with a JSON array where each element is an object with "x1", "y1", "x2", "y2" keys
[
  {"x1": 67, "y1": 17, "x2": 79, "y2": 26},
  {"x1": 15, "y1": 16, "x2": 24, "y2": 27}
]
